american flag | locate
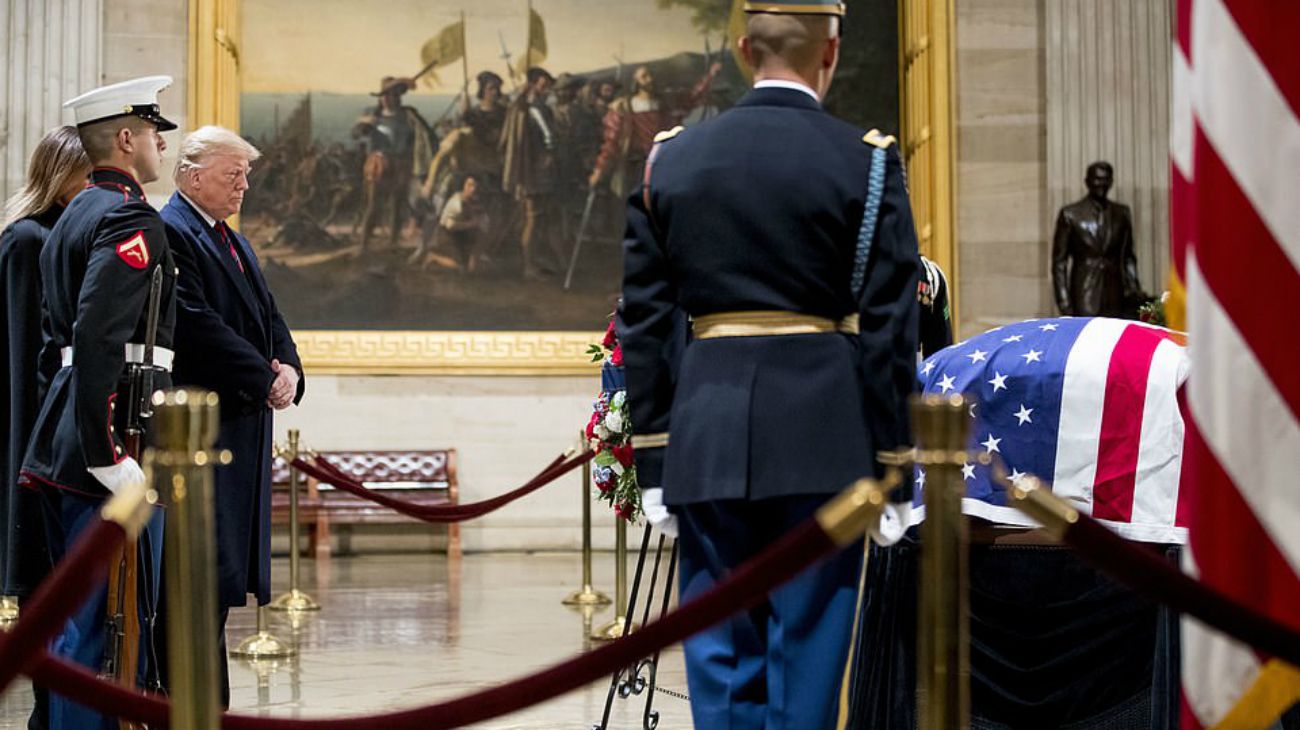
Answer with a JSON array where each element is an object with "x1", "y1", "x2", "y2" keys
[
  {"x1": 1173, "y1": 0, "x2": 1300, "y2": 726},
  {"x1": 910, "y1": 316, "x2": 1189, "y2": 545}
]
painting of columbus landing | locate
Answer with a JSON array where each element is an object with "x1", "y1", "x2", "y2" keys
[{"x1": 240, "y1": 0, "x2": 897, "y2": 332}]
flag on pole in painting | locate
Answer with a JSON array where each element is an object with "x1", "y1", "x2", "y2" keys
[
  {"x1": 419, "y1": 19, "x2": 467, "y2": 87},
  {"x1": 1172, "y1": 0, "x2": 1300, "y2": 727},
  {"x1": 515, "y1": 6, "x2": 547, "y2": 76}
]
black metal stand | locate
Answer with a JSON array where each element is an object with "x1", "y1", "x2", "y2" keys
[{"x1": 593, "y1": 524, "x2": 684, "y2": 730}]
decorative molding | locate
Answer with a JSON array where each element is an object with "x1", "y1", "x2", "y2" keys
[
  {"x1": 899, "y1": 0, "x2": 960, "y2": 328},
  {"x1": 294, "y1": 330, "x2": 604, "y2": 375}
]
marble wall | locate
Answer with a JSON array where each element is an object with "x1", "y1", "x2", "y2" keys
[
  {"x1": 273, "y1": 375, "x2": 615, "y2": 553},
  {"x1": 954, "y1": 0, "x2": 1050, "y2": 337},
  {"x1": 955, "y1": 0, "x2": 1172, "y2": 337},
  {"x1": 0, "y1": 0, "x2": 102, "y2": 206},
  {"x1": 1045, "y1": 0, "x2": 1172, "y2": 300}
]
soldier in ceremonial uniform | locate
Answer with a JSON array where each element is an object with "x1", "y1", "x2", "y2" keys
[
  {"x1": 19, "y1": 76, "x2": 178, "y2": 729},
  {"x1": 618, "y1": 3, "x2": 919, "y2": 728}
]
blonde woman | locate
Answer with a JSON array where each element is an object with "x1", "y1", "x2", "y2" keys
[{"x1": 0, "y1": 125, "x2": 90, "y2": 604}]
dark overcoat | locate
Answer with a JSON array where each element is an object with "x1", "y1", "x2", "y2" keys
[
  {"x1": 161, "y1": 193, "x2": 303, "y2": 607},
  {"x1": 0, "y1": 206, "x2": 62, "y2": 596}
]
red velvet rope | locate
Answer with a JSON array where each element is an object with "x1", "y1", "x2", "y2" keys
[
  {"x1": 26, "y1": 517, "x2": 838, "y2": 729},
  {"x1": 0, "y1": 518, "x2": 126, "y2": 694},
  {"x1": 1065, "y1": 514, "x2": 1300, "y2": 667},
  {"x1": 290, "y1": 450, "x2": 592, "y2": 523}
]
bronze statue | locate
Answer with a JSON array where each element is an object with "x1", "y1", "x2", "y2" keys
[{"x1": 1051, "y1": 162, "x2": 1147, "y2": 317}]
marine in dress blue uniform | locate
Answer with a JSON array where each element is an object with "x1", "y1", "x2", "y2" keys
[
  {"x1": 19, "y1": 76, "x2": 179, "y2": 729},
  {"x1": 617, "y1": 3, "x2": 920, "y2": 727}
]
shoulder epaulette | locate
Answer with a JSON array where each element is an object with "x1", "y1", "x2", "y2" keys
[
  {"x1": 654, "y1": 126, "x2": 685, "y2": 143},
  {"x1": 863, "y1": 129, "x2": 897, "y2": 149}
]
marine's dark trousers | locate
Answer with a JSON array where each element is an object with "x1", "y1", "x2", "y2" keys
[
  {"x1": 40, "y1": 491, "x2": 163, "y2": 730},
  {"x1": 676, "y1": 495, "x2": 863, "y2": 730}
]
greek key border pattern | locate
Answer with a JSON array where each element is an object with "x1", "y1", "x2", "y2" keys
[{"x1": 295, "y1": 331, "x2": 604, "y2": 375}]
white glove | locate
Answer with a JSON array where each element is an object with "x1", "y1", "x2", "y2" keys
[
  {"x1": 868, "y1": 503, "x2": 910, "y2": 547},
  {"x1": 642, "y1": 488, "x2": 679, "y2": 539},
  {"x1": 87, "y1": 457, "x2": 146, "y2": 495}
]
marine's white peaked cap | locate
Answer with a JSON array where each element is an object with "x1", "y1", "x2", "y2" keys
[{"x1": 63, "y1": 75, "x2": 178, "y2": 131}]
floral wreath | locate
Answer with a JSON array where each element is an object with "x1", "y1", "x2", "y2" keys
[{"x1": 584, "y1": 319, "x2": 642, "y2": 522}]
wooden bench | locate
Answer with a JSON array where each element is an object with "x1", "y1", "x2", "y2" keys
[{"x1": 271, "y1": 449, "x2": 461, "y2": 559}]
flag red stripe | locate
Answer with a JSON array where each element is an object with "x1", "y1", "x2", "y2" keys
[
  {"x1": 1184, "y1": 412, "x2": 1300, "y2": 634},
  {"x1": 1091, "y1": 326, "x2": 1164, "y2": 522},
  {"x1": 1181, "y1": 693, "x2": 1207, "y2": 730},
  {"x1": 1176, "y1": 0, "x2": 1193, "y2": 57},
  {"x1": 1170, "y1": 165, "x2": 1192, "y2": 282},
  {"x1": 1219, "y1": 0, "x2": 1300, "y2": 117},
  {"x1": 1192, "y1": 133, "x2": 1300, "y2": 421}
]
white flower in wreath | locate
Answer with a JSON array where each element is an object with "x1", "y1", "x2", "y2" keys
[
  {"x1": 611, "y1": 391, "x2": 627, "y2": 408},
  {"x1": 604, "y1": 410, "x2": 625, "y2": 433},
  {"x1": 610, "y1": 460, "x2": 625, "y2": 476},
  {"x1": 595, "y1": 423, "x2": 612, "y2": 440}
]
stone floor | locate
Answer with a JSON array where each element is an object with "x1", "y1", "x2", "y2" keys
[{"x1": 0, "y1": 551, "x2": 692, "y2": 729}]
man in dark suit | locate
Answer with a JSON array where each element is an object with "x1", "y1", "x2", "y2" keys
[
  {"x1": 160, "y1": 125, "x2": 304, "y2": 705},
  {"x1": 1051, "y1": 161, "x2": 1147, "y2": 317},
  {"x1": 618, "y1": 3, "x2": 919, "y2": 728}
]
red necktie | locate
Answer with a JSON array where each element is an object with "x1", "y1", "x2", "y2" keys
[{"x1": 217, "y1": 222, "x2": 245, "y2": 273}]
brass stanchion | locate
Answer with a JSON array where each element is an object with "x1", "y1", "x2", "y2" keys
[
  {"x1": 151, "y1": 388, "x2": 230, "y2": 730},
  {"x1": 270, "y1": 428, "x2": 320, "y2": 613},
  {"x1": 0, "y1": 595, "x2": 17, "y2": 628},
  {"x1": 592, "y1": 517, "x2": 638, "y2": 640},
  {"x1": 564, "y1": 432, "x2": 611, "y2": 607},
  {"x1": 230, "y1": 605, "x2": 295, "y2": 660},
  {"x1": 913, "y1": 393, "x2": 972, "y2": 730}
]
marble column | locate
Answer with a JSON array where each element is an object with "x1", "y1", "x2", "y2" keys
[
  {"x1": 0, "y1": 0, "x2": 102, "y2": 205},
  {"x1": 1046, "y1": 0, "x2": 1172, "y2": 303}
]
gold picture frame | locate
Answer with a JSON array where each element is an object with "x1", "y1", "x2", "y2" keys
[{"x1": 188, "y1": 0, "x2": 601, "y2": 376}]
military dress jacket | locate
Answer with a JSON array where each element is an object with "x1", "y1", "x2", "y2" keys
[
  {"x1": 21, "y1": 168, "x2": 178, "y2": 497},
  {"x1": 1051, "y1": 197, "x2": 1143, "y2": 317},
  {"x1": 618, "y1": 87, "x2": 920, "y2": 506},
  {"x1": 162, "y1": 193, "x2": 304, "y2": 607}
]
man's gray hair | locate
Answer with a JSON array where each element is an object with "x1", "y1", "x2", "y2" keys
[{"x1": 173, "y1": 125, "x2": 261, "y2": 183}]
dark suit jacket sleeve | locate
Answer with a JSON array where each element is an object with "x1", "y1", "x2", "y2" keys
[
  {"x1": 74, "y1": 203, "x2": 169, "y2": 466},
  {"x1": 266, "y1": 287, "x2": 305, "y2": 404},
  {"x1": 168, "y1": 224, "x2": 277, "y2": 413},
  {"x1": 1119, "y1": 207, "x2": 1143, "y2": 300},
  {"x1": 1051, "y1": 210, "x2": 1072, "y2": 314},
  {"x1": 857, "y1": 149, "x2": 921, "y2": 458},
  {"x1": 617, "y1": 184, "x2": 679, "y2": 491}
]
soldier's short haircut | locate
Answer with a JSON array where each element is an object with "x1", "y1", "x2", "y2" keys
[
  {"x1": 746, "y1": 13, "x2": 839, "y2": 74},
  {"x1": 174, "y1": 125, "x2": 262, "y2": 184},
  {"x1": 78, "y1": 116, "x2": 153, "y2": 165}
]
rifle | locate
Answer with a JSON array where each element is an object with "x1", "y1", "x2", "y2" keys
[
  {"x1": 102, "y1": 265, "x2": 164, "y2": 729},
  {"x1": 563, "y1": 188, "x2": 599, "y2": 291}
]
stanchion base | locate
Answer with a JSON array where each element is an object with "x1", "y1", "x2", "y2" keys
[
  {"x1": 563, "y1": 586, "x2": 612, "y2": 606},
  {"x1": 229, "y1": 631, "x2": 297, "y2": 659},
  {"x1": 0, "y1": 595, "x2": 18, "y2": 628},
  {"x1": 268, "y1": 588, "x2": 321, "y2": 612},
  {"x1": 591, "y1": 616, "x2": 639, "y2": 641}
]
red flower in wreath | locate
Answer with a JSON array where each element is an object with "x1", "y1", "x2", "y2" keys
[
  {"x1": 602, "y1": 320, "x2": 618, "y2": 349},
  {"x1": 611, "y1": 443, "x2": 635, "y2": 468},
  {"x1": 585, "y1": 411, "x2": 601, "y2": 441},
  {"x1": 609, "y1": 344, "x2": 624, "y2": 367}
]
